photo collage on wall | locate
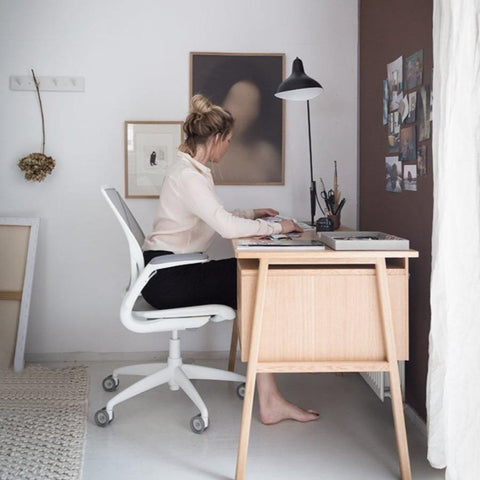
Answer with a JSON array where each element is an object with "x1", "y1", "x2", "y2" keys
[{"x1": 383, "y1": 50, "x2": 431, "y2": 193}]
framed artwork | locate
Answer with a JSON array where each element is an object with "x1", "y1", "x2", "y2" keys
[
  {"x1": 125, "y1": 121, "x2": 183, "y2": 198},
  {"x1": 0, "y1": 217, "x2": 39, "y2": 371},
  {"x1": 190, "y1": 52, "x2": 285, "y2": 185}
]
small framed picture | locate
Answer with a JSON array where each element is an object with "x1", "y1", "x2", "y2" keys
[{"x1": 125, "y1": 121, "x2": 183, "y2": 198}]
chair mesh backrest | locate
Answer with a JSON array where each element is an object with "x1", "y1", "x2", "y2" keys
[
  {"x1": 102, "y1": 187, "x2": 146, "y2": 284},
  {"x1": 104, "y1": 188, "x2": 145, "y2": 247}
]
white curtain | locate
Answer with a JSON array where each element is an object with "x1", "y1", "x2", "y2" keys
[{"x1": 427, "y1": 0, "x2": 480, "y2": 479}]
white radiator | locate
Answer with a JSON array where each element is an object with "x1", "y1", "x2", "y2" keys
[{"x1": 360, "y1": 361, "x2": 405, "y2": 402}]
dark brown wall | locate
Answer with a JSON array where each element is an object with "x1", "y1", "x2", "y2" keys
[{"x1": 359, "y1": 0, "x2": 433, "y2": 420}]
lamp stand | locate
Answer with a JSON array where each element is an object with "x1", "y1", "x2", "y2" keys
[{"x1": 307, "y1": 100, "x2": 317, "y2": 226}]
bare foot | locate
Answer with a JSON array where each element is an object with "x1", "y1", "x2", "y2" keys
[{"x1": 259, "y1": 397, "x2": 319, "y2": 425}]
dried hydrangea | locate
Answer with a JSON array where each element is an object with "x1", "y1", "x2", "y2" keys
[{"x1": 18, "y1": 152, "x2": 56, "y2": 182}]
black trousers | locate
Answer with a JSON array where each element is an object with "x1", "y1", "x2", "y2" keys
[{"x1": 141, "y1": 251, "x2": 237, "y2": 310}]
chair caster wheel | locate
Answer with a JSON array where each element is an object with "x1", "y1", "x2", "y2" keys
[
  {"x1": 236, "y1": 383, "x2": 246, "y2": 399},
  {"x1": 190, "y1": 414, "x2": 208, "y2": 434},
  {"x1": 94, "y1": 407, "x2": 113, "y2": 427},
  {"x1": 102, "y1": 375, "x2": 119, "y2": 392}
]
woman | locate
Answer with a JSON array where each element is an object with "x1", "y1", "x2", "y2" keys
[{"x1": 142, "y1": 94, "x2": 319, "y2": 424}]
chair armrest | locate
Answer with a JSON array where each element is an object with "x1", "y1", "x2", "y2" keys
[
  {"x1": 125, "y1": 253, "x2": 209, "y2": 302},
  {"x1": 146, "y1": 253, "x2": 209, "y2": 272},
  {"x1": 121, "y1": 253, "x2": 210, "y2": 324}
]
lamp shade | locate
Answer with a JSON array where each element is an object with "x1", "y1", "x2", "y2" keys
[{"x1": 275, "y1": 57, "x2": 323, "y2": 101}]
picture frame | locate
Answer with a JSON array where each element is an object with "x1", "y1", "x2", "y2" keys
[
  {"x1": 190, "y1": 52, "x2": 285, "y2": 185},
  {"x1": 0, "y1": 217, "x2": 39, "y2": 371},
  {"x1": 125, "y1": 121, "x2": 183, "y2": 198}
]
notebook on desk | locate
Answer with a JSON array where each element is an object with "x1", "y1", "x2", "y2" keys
[{"x1": 236, "y1": 235, "x2": 325, "y2": 251}]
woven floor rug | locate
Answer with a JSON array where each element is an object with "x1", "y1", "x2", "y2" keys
[{"x1": 0, "y1": 365, "x2": 88, "y2": 480}]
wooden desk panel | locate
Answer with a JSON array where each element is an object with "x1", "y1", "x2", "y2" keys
[{"x1": 237, "y1": 260, "x2": 409, "y2": 363}]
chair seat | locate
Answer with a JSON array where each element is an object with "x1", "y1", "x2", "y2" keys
[{"x1": 134, "y1": 296, "x2": 235, "y2": 323}]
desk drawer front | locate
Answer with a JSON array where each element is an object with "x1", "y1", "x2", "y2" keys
[{"x1": 237, "y1": 264, "x2": 408, "y2": 362}]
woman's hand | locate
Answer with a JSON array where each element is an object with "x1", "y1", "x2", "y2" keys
[
  {"x1": 254, "y1": 208, "x2": 279, "y2": 219},
  {"x1": 280, "y1": 219, "x2": 304, "y2": 234}
]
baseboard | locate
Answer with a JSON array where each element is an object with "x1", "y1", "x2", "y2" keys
[
  {"x1": 25, "y1": 350, "x2": 236, "y2": 364},
  {"x1": 404, "y1": 404, "x2": 427, "y2": 437}
]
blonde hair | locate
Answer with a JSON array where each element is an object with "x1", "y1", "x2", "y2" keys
[{"x1": 179, "y1": 94, "x2": 234, "y2": 157}]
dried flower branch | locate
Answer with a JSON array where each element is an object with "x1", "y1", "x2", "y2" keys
[{"x1": 18, "y1": 68, "x2": 56, "y2": 182}]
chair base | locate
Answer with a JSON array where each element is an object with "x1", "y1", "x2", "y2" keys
[{"x1": 99, "y1": 334, "x2": 245, "y2": 429}]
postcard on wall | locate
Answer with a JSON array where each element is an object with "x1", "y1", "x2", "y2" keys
[
  {"x1": 399, "y1": 125, "x2": 417, "y2": 162},
  {"x1": 406, "y1": 91, "x2": 417, "y2": 124},
  {"x1": 417, "y1": 85, "x2": 431, "y2": 141},
  {"x1": 403, "y1": 164, "x2": 418, "y2": 191},
  {"x1": 406, "y1": 49, "x2": 424, "y2": 90},
  {"x1": 385, "y1": 156, "x2": 403, "y2": 193},
  {"x1": 387, "y1": 111, "x2": 400, "y2": 153},
  {"x1": 383, "y1": 79, "x2": 389, "y2": 125},
  {"x1": 417, "y1": 144, "x2": 427, "y2": 175},
  {"x1": 399, "y1": 96, "x2": 409, "y2": 124},
  {"x1": 387, "y1": 56, "x2": 403, "y2": 112}
]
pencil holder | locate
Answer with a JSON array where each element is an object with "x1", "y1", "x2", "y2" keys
[{"x1": 328, "y1": 214, "x2": 341, "y2": 230}]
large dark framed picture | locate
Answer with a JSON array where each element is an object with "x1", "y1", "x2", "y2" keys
[{"x1": 190, "y1": 52, "x2": 285, "y2": 185}]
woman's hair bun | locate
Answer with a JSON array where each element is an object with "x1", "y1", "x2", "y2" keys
[
  {"x1": 190, "y1": 94, "x2": 212, "y2": 116},
  {"x1": 179, "y1": 94, "x2": 234, "y2": 157}
]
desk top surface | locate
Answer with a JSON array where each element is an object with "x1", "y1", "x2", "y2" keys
[{"x1": 232, "y1": 231, "x2": 419, "y2": 260}]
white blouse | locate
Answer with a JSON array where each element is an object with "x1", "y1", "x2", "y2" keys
[{"x1": 143, "y1": 151, "x2": 282, "y2": 253}]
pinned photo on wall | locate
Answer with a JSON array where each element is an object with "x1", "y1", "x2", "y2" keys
[
  {"x1": 406, "y1": 91, "x2": 417, "y2": 124},
  {"x1": 388, "y1": 111, "x2": 400, "y2": 153},
  {"x1": 417, "y1": 85, "x2": 431, "y2": 141},
  {"x1": 399, "y1": 125, "x2": 417, "y2": 162},
  {"x1": 403, "y1": 164, "x2": 417, "y2": 191},
  {"x1": 417, "y1": 144, "x2": 427, "y2": 176},
  {"x1": 383, "y1": 79, "x2": 389, "y2": 125},
  {"x1": 429, "y1": 84, "x2": 433, "y2": 122},
  {"x1": 406, "y1": 49, "x2": 423, "y2": 90},
  {"x1": 385, "y1": 156, "x2": 403, "y2": 193},
  {"x1": 399, "y1": 95, "x2": 409, "y2": 124},
  {"x1": 387, "y1": 56, "x2": 403, "y2": 112}
]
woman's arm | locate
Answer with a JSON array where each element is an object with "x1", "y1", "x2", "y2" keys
[{"x1": 179, "y1": 170, "x2": 283, "y2": 238}]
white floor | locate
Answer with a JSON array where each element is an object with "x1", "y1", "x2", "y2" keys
[{"x1": 80, "y1": 357, "x2": 445, "y2": 480}]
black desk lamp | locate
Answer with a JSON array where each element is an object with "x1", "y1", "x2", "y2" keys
[{"x1": 275, "y1": 57, "x2": 323, "y2": 226}]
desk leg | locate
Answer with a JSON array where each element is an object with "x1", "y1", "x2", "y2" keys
[
  {"x1": 235, "y1": 259, "x2": 269, "y2": 480},
  {"x1": 375, "y1": 259, "x2": 412, "y2": 480},
  {"x1": 228, "y1": 318, "x2": 239, "y2": 372}
]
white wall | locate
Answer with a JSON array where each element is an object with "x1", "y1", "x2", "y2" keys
[{"x1": 0, "y1": 0, "x2": 358, "y2": 356}]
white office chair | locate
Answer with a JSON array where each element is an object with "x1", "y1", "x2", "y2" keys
[{"x1": 95, "y1": 187, "x2": 245, "y2": 433}]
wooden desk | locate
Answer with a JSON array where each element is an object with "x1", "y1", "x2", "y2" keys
[{"x1": 232, "y1": 234, "x2": 418, "y2": 480}]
